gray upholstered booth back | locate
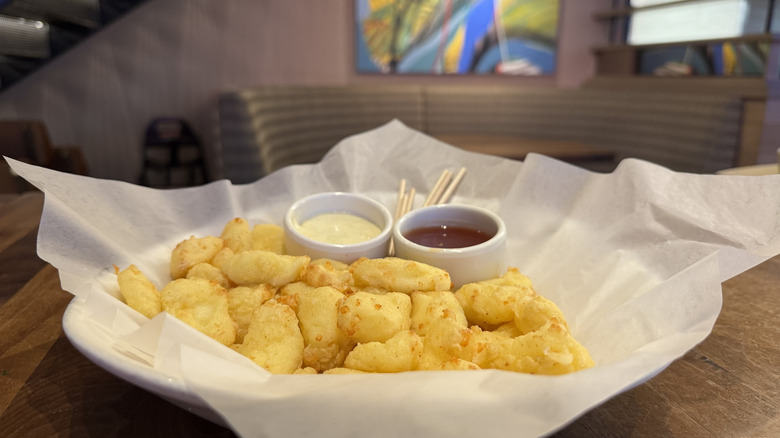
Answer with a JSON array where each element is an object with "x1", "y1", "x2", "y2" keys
[{"x1": 218, "y1": 85, "x2": 742, "y2": 183}]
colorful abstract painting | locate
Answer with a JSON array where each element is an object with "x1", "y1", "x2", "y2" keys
[{"x1": 355, "y1": 0, "x2": 559, "y2": 75}]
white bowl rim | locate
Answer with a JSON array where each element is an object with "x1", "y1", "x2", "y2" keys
[
  {"x1": 284, "y1": 191, "x2": 393, "y2": 253},
  {"x1": 393, "y1": 203, "x2": 507, "y2": 256}
]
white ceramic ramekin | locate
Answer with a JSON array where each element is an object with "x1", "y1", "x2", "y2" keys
[
  {"x1": 284, "y1": 192, "x2": 393, "y2": 264},
  {"x1": 392, "y1": 204, "x2": 507, "y2": 288}
]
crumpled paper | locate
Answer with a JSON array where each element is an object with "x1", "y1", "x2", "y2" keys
[{"x1": 7, "y1": 120, "x2": 780, "y2": 438}]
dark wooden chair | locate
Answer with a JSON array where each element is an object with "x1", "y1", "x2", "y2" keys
[
  {"x1": 139, "y1": 117, "x2": 209, "y2": 188},
  {"x1": 0, "y1": 120, "x2": 89, "y2": 193}
]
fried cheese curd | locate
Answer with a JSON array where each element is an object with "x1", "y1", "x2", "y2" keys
[{"x1": 116, "y1": 217, "x2": 593, "y2": 375}]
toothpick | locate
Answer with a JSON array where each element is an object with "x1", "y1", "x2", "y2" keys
[
  {"x1": 424, "y1": 169, "x2": 452, "y2": 206},
  {"x1": 437, "y1": 167, "x2": 467, "y2": 204}
]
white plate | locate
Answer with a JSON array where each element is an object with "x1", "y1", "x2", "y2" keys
[
  {"x1": 17, "y1": 120, "x2": 757, "y2": 437},
  {"x1": 62, "y1": 296, "x2": 226, "y2": 426}
]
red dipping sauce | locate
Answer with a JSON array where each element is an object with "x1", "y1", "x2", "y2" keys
[{"x1": 404, "y1": 225, "x2": 493, "y2": 249}]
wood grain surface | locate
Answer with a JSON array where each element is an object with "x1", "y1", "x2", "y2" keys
[{"x1": 1, "y1": 192, "x2": 778, "y2": 437}]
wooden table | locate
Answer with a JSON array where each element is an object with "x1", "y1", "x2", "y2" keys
[
  {"x1": 434, "y1": 135, "x2": 616, "y2": 163},
  {"x1": 2, "y1": 192, "x2": 779, "y2": 437}
]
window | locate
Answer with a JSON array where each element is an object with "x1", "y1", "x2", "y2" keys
[{"x1": 628, "y1": 0, "x2": 773, "y2": 45}]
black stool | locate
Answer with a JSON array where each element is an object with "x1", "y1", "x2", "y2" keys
[{"x1": 139, "y1": 118, "x2": 209, "y2": 188}]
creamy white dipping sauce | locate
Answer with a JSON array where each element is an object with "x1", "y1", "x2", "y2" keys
[{"x1": 298, "y1": 212, "x2": 381, "y2": 244}]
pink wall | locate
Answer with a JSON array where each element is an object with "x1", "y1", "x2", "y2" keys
[{"x1": 0, "y1": 0, "x2": 610, "y2": 183}]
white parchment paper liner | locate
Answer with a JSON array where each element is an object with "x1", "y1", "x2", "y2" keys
[{"x1": 7, "y1": 120, "x2": 780, "y2": 438}]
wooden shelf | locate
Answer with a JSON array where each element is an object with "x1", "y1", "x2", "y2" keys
[
  {"x1": 593, "y1": 33, "x2": 778, "y2": 53},
  {"x1": 583, "y1": 76, "x2": 768, "y2": 98}
]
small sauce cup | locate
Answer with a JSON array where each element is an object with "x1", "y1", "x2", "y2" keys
[
  {"x1": 393, "y1": 204, "x2": 507, "y2": 289},
  {"x1": 284, "y1": 192, "x2": 393, "y2": 264}
]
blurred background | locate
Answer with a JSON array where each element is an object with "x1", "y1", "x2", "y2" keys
[{"x1": 0, "y1": 0, "x2": 778, "y2": 190}]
